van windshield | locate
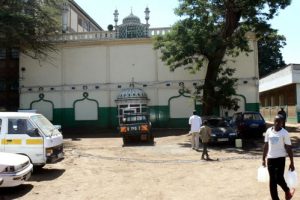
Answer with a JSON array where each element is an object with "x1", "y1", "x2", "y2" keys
[{"x1": 30, "y1": 115, "x2": 60, "y2": 137}]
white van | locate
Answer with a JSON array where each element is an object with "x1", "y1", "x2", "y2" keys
[{"x1": 0, "y1": 112, "x2": 64, "y2": 166}]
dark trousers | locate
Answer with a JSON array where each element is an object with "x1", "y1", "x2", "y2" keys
[
  {"x1": 202, "y1": 143, "x2": 209, "y2": 159},
  {"x1": 267, "y1": 157, "x2": 289, "y2": 200}
]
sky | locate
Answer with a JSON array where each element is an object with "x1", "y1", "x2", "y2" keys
[{"x1": 75, "y1": 0, "x2": 300, "y2": 64}]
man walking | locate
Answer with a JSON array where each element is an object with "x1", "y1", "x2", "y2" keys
[
  {"x1": 262, "y1": 115, "x2": 295, "y2": 200},
  {"x1": 189, "y1": 110, "x2": 202, "y2": 150},
  {"x1": 199, "y1": 120, "x2": 211, "y2": 160}
]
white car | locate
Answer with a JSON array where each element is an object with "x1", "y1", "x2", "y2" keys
[{"x1": 0, "y1": 152, "x2": 33, "y2": 187}]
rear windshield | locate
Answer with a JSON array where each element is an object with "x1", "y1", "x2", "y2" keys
[
  {"x1": 123, "y1": 115, "x2": 148, "y2": 124},
  {"x1": 243, "y1": 113, "x2": 263, "y2": 121},
  {"x1": 207, "y1": 119, "x2": 229, "y2": 127}
]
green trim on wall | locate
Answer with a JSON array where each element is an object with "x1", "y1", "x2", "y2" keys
[
  {"x1": 30, "y1": 93, "x2": 54, "y2": 111},
  {"x1": 73, "y1": 92, "x2": 100, "y2": 121},
  {"x1": 52, "y1": 107, "x2": 118, "y2": 128},
  {"x1": 25, "y1": 93, "x2": 258, "y2": 128},
  {"x1": 167, "y1": 92, "x2": 194, "y2": 117}
]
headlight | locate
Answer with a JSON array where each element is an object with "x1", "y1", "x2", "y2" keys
[
  {"x1": 211, "y1": 134, "x2": 216, "y2": 137},
  {"x1": 4, "y1": 166, "x2": 15, "y2": 172},
  {"x1": 14, "y1": 164, "x2": 23, "y2": 172},
  {"x1": 46, "y1": 148, "x2": 53, "y2": 156},
  {"x1": 229, "y1": 133, "x2": 237, "y2": 136}
]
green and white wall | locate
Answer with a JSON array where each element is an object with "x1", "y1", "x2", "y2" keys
[{"x1": 19, "y1": 36, "x2": 259, "y2": 128}]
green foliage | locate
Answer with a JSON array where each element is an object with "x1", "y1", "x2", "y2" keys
[
  {"x1": 0, "y1": 0, "x2": 64, "y2": 59},
  {"x1": 258, "y1": 29, "x2": 286, "y2": 77},
  {"x1": 154, "y1": 0, "x2": 291, "y2": 115}
]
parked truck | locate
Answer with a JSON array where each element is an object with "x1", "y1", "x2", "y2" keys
[{"x1": 119, "y1": 113, "x2": 153, "y2": 145}]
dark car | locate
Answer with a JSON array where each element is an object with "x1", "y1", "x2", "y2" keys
[
  {"x1": 119, "y1": 113, "x2": 153, "y2": 145},
  {"x1": 201, "y1": 117, "x2": 237, "y2": 144},
  {"x1": 230, "y1": 111, "x2": 266, "y2": 138}
]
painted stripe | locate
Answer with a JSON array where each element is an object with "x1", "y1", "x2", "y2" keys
[
  {"x1": 26, "y1": 139, "x2": 43, "y2": 145},
  {"x1": 1, "y1": 139, "x2": 22, "y2": 145}
]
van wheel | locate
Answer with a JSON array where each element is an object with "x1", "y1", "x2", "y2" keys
[{"x1": 33, "y1": 164, "x2": 45, "y2": 172}]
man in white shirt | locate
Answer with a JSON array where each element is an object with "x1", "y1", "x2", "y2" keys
[
  {"x1": 262, "y1": 115, "x2": 295, "y2": 200},
  {"x1": 189, "y1": 110, "x2": 202, "y2": 150}
]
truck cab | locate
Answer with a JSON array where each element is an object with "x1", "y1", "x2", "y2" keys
[{"x1": 0, "y1": 112, "x2": 64, "y2": 166}]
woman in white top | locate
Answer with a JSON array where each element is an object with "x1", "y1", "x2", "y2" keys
[{"x1": 262, "y1": 115, "x2": 295, "y2": 200}]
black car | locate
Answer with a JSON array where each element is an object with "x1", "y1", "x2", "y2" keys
[
  {"x1": 201, "y1": 117, "x2": 237, "y2": 144},
  {"x1": 230, "y1": 111, "x2": 266, "y2": 138}
]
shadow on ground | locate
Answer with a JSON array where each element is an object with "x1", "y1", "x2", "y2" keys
[
  {"x1": 28, "y1": 168, "x2": 66, "y2": 182},
  {"x1": 0, "y1": 184, "x2": 33, "y2": 199}
]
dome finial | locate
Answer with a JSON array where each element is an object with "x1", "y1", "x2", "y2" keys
[{"x1": 130, "y1": 77, "x2": 135, "y2": 88}]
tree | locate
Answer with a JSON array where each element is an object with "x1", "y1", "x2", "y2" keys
[
  {"x1": 0, "y1": 0, "x2": 63, "y2": 59},
  {"x1": 107, "y1": 24, "x2": 114, "y2": 31},
  {"x1": 154, "y1": 0, "x2": 291, "y2": 115},
  {"x1": 258, "y1": 29, "x2": 286, "y2": 77}
]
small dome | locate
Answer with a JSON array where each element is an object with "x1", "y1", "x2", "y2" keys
[
  {"x1": 123, "y1": 13, "x2": 141, "y2": 24},
  {"x1": 116, "y1": 87, "x2": 148, "y2": 101}
]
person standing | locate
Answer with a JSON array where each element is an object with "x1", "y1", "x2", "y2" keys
[
  {"x1": 189, "y1": 110, "x2": 202, "y2": 150},
  {"x1": 262, "y1": 115, "x2": 295, "y2": 200},
  {"x1": 199, "y1": 120, "x2": 211, "y2": 160},
  {"x1": 278, "y1": 108, "x2": 287, "y2": 128}
]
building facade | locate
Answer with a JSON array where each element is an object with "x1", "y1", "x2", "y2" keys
[
  {"x1": 18, "y1": 8, "x2": 260, "y2": 129},
  {"x1": 62, "y1": 0, "x2": 103, "y2": 33},
  {"x1": 259, "y1": 64, "x2": 300, "y2": 123},
  {"x1": 0, "y1": 0, "x2": 102, "y2": 112}
]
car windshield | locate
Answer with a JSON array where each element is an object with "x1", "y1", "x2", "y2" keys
[
  {"x1": 207, "y1": 119, "x2": 228, "y2": 127},
  {"x1": 123, "y1": 115, "x2": 148, "y2": 124},
  {"x1": 243, "y1": 113, "x2": 263, "y2": 121},
  {"x1": 30, "y1": 115, "x2": 60, "y2": 136}
]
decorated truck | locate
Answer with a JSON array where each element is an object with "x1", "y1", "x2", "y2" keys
[{"x1": 119, "y1": 113, "x2": 153, "y2": 145}]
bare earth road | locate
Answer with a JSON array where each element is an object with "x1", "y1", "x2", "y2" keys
[{"x1": 1, "y1": 128, "x2": 300, "y2": 200}]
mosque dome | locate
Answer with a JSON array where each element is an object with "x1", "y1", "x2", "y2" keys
[
  {"x1": 116, "y1": 10, "x2": 149, "y2": 39},
  {"x1": 116, "y1": 86, "x2": 148, "y2": 101},
  {"x1": 123, "y1": 13, "x2": 141, "y2": 24}
]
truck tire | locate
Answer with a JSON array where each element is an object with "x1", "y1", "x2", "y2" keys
[
  {"x1": 123, "y1": 136, "x2": 129, "y2": 145},
  {"x1": 148, "y1": 134, "x2": 154, "y2": 144}
]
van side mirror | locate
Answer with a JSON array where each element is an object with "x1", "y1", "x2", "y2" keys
[
  {"x1": 27, "y1": 128, "x2": 40, "y2": 137},
  {"x1": 54, "y1": 125, "x2": 62, "y2": 132}
]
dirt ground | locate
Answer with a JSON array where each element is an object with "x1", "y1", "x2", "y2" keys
[{"x1": 1, "y1": 127, "x2": 300, "y2": 200}]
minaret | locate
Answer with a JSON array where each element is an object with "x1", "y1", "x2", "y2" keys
[
  {"x1": 144, "y1": 6, "x2": 150, "y2": 37},
  {"x1": 113, "y1": 9, "x2": 119, "y2": 28},
  {"x1": 144, "y1": 6, "x2": 150, "y2": 25}
]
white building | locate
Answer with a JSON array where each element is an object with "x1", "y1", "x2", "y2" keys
[
  {"x1": 259, "y1": 63, "x2": 300, "y2": 123},
  {"x1": 19, "y1": 6, "x2": 260, "y2": 128}
]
